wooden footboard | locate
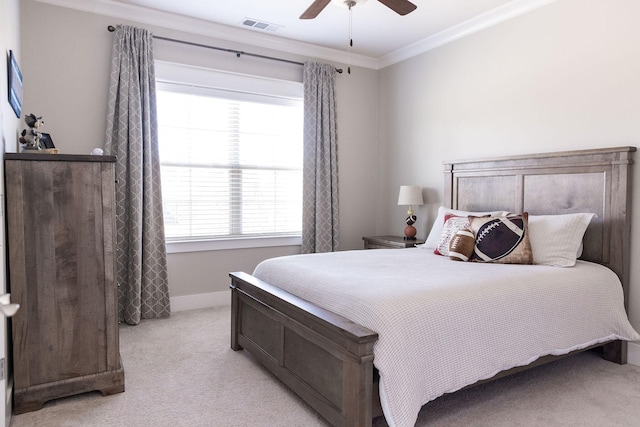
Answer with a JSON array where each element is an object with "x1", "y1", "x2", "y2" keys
[{"x1": 230, "y1": 272, "x2": 380, "y2": 427}]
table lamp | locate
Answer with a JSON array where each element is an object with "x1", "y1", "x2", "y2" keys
[{"x1": 397, "y1": 185, "x2": 424, "y2": 240}]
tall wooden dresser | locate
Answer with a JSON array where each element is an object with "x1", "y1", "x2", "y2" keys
[{"x1": 4, "y1": 153, "x2": 124, "y2": 414}]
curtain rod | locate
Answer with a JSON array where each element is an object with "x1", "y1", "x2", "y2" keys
[{"x1": 107, "y1": 25, "x2": 343, "y2": 74}]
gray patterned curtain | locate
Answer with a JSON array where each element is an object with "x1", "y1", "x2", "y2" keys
[
  {"x1": 302, "y1": 62, "x2": 339, "y2": 253},
  {"x1": 105, "y1": 25, "x2": 170, "y2": 325}
]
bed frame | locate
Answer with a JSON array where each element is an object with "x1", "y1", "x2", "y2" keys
[{"x1": 230, "y1": 146, "x2": 635, "y2": 427}]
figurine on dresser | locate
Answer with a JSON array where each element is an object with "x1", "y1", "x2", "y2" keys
[{"x1": 19, "y1": 113, "x2": 44, "y2": 150}]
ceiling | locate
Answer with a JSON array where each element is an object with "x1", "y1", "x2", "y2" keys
[{"x1": 41, "y1": 0, "x2": 556, "y2": 68}]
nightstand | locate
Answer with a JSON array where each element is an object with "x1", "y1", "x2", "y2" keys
[{"x1": 362, "y1": 235, "x2": 425, "y2": 249}]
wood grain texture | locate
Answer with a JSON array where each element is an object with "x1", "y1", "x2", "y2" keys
[
  {"x1": 5, "y1": 154, "x2": 124, "y2": 414},
  {"x1": 362, "y1": 235, "x2": 425, "y2": 249},
  {"x1": 231, "y1": 146, "x2": 635, "y2": 426},
  {"x1": 299, "y1": 0, "x2": 331, "y2": 19},
  {"x1": 230, "y1": 272, "x2": 377, "y2": 427}
]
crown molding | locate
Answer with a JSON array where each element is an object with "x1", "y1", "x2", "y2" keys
[
  {"x1": 37, "y1": 0, "x2": 557, "y2": 70},
  {"x1": 35, "y1": 0, "x2": 377, "y2": 69},
  {"x1": 378, "y1": 0, "x2": 559, "y2": 68}
]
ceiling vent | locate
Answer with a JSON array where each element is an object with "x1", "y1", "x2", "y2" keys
[{"x1": 242, "y1": 18, "x2": 283, "y2": 32}]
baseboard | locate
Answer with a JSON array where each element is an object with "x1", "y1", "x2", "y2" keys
[
  {"x1": 628, "y1": 341, "x2": 640, "y2": 366},
  {"x1": 170, "y1": 291, "x2": 230, "y2": 312}
]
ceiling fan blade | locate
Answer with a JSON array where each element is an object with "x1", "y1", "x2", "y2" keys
[
  {"x1": 377, "y1": 0, "x2": 417, "y2": 15},
  {"x1": 300, "y1": 0, "x2": 332, "y2": 19}
]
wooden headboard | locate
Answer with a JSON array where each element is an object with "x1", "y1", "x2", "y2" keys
[{"x1": 443, "y1": 147, "x2": 635, "y2": 307}]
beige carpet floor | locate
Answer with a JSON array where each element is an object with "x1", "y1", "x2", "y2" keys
[{"x1": 10, "y1": 306, "x2": 640, "y2": 427}]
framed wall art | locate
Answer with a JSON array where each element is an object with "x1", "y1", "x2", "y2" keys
[{"x1": 8, "y1": 50, "x2": 23, "y2": 118}]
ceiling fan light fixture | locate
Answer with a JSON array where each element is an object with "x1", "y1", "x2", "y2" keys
[
  {"x1": 331, "y1": 0, "x2": 368, "y2": 9},
  {"x1": 301, "y1": 0, "x2": 415, "y2": 20}
]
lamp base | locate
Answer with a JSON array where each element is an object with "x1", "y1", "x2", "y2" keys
[{"x1": 403, "y1": 224, "x2": 417, "y2": 240}]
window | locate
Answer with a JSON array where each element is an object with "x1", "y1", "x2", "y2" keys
[{"x1": 155, "y1": 62, "x2": 303, "y2": 250}]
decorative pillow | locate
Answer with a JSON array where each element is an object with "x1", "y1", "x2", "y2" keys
[
  {"x1": 434, "y1": 214, "x2": 472, "y2": 256},
  {"x1": 448, "y1": 228, "x2": 475, "y2": 261},
  {"x1": 422, "y1": 206, "x2": 509, "y2": 249},
  {"x1": 469, "y1": 213, "x2": 533, "y2": 264},
  {"x1": 527, "y1": 213, "x2": 596, "y2": 267}
]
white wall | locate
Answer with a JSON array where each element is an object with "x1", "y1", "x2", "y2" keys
[
  {"x1": 378, "y1": 0, "x2": 640, "y2": 360},
  {"x1": 19, "y1": 0, "x2": 379, "y2": 301}
]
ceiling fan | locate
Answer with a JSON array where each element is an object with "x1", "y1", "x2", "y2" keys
[{"x1": 300, "y1": 0, "x2": 417, "y2": 19}]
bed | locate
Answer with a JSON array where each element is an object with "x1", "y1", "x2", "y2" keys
[{"x1": 229, "y1": 147, "x2": 638, "y2": 427}]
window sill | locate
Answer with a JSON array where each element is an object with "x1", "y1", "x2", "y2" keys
[{"x1": 166, "y1": 236, "x2": 302, "y2": 254}]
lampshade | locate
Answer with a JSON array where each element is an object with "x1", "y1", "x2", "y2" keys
[{"x1": 397, "y1": 185, "x2": 423, "y2": 206}]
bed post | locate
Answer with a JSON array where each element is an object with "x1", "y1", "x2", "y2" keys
[
  {"x1": 230, "y1": 281, "x2": 243, "y2": 351},
  {"x1": 602, "y1": 147, "x2": 635, "y2": 364},
  {"x1": 443, "y1": 162, "x2": 454, "y2": 209}
]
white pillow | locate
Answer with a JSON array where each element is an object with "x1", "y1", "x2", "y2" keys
[
  {"x1": 528, "y1": 213, "x2": 595, "y2": 267},
  {"x1": 421, "y1": 206, "x2": 508, "y2": 249}
]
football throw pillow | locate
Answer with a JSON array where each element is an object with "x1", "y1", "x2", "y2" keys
[
  {"x1": 469, "y1": 213, "x2": 533, "y2": 264},
  {"x1": 449, "y1": 228, "x2": 475, "y2": 261},
  {"x1": 435, "y1": 214, "x2": 471, "y2": 256}
]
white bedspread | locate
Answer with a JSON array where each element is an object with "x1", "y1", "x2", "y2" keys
[{"x1": 253, "y1": 249, "x2": 640, "y2": 427}]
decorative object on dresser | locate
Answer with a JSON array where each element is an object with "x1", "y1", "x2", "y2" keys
[
  {"x1": 38, "y1": 132, "x2": 59, "y2": 154},
  {"x1": 5, "y1": 153, "x2": 125, "y2": 414},
  {"x1": 17, "y1": 114, "x2": 59, "y2": 153},
  {"x1": 397, "y1": 185, "x2": 423, "y2": 240},
  {"x1": 18, "y1": 113, "x2": 44, "y2": 151},
  {"x1": 363, "y1": 235, "x2": 425, "y2": 249}
]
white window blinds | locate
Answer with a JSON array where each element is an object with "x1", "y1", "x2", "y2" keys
[{"x1": 156, "y1": 62, "x2": 303, "y2": 242}]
